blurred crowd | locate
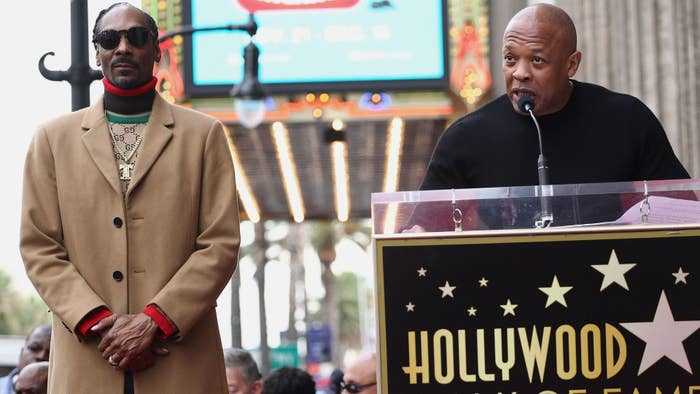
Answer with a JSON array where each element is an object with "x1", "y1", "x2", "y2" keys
[
  {"x1": 0, "y1": 324, "x2": 376, "y2": 394},
  {"x1": 223, "y1": 347, "x2": 376, "y2": 394}
]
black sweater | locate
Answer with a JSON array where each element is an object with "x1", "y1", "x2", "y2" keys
[{"x1": 421, "y1": 80, "x2": 689, "y2": 190}]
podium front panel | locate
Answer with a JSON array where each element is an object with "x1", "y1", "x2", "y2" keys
[{"x1": 375, "y1": 226, "x2": 700, "y2": 393}]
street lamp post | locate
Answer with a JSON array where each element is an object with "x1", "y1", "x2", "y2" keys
[
  {"x1": 230, "y1": 42, "x2": 267, "y2": 129},
  {"x1": 160, "y1": 13, "x2": 267, "y2": 129}
]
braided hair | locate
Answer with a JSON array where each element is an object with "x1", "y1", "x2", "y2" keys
[{"x1": 92, "y1": 2, "x2": 159, "y2": 42}]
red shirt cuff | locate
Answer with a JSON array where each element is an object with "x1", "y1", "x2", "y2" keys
[
  {"x1": 143, "y1": 305, "x2": 175, "y2": 339},
  {"x1": 78, "y1": 308, "x2": 113, "y2": 336}
]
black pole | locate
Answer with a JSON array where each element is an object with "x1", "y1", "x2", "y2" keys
[
  {"x1": 38, "y1": 0, "x2": 103, "y2": 111},
  {"x1": 70, "y1": 0, "x2": 98, "y2": 110}
]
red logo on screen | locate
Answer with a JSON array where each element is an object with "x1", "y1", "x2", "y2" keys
[{"x1": 237, "y1": 0, "x2": 359, "y2": 12}]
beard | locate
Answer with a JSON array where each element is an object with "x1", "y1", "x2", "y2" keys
[
  {"x1": 109, "y1": 57, "x2": 143, "y2": 89},
  {"x1": 111, "y1": 76, "x2": 142, "y2": 89}
]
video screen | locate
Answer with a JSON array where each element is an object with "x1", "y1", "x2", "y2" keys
[{"x1": 185, "y1": 0, "x2": 449, "y2": 95}]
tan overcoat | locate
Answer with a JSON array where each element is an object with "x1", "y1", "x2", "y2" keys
[{"x1": 20, "y1": 93, "x2": 240, "y2": 394}]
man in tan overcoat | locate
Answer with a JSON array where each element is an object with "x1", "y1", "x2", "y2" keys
[{"x1": 20, "y1": 3, "x2": 240, "y2": 393}]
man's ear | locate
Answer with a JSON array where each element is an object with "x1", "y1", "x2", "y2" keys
[
  {"x1": 95, "y1": 48, "x2": 101, "y2": 67},
  {"x1": 252, "y1": 380, "x2": 262, "y2": 394},
  {"x1": 567, "y1": 51, "x2": 582, "y2": 78},
  {"x1": 154, "y1": 44, "x2": 162, "y2": 63}
]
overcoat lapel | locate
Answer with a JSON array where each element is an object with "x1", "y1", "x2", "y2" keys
[
  {"x1": 80, "y1": 98, "x2": 122, "y2": 195},
  {"x1": 126, "y1": 94, "x2": 174, "y2": 198}
]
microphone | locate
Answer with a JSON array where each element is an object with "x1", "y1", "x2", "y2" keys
[
  {"x1": 517, "y1": 95, "x2": 553, "y2": 228},
  {"x1": 330, "y1": 369, "x2": 344, "y2": 394}
]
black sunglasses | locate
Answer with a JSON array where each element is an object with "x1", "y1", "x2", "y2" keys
[
  {"x1": 339, "y1": 381, "x2": 376, "y2": 393},
  {"x1": 92, "y1": 26, "x2": 153, "y2": 50}
]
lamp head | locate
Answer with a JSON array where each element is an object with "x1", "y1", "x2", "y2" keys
[
  {"x1": 230, "y1": 41, "x2": 267, "y2": 129},
  {"x1": 324, "y1": 119, "x2": 346, "y2": 143}
]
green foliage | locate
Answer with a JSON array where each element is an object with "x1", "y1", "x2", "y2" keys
[
  {"x1": 308, "y1": 220, "x2": 334, "y2": 252},
  {"x1": 0, "y1": 269, "x2": 50, "y2": 335},
  {"x1": 308, "y1": 219, "x2": 372, "y2": 251}
]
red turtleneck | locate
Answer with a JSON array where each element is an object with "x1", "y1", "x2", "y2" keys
[{"x1": 102, "y1": 77, "x2": 157, "y2": 97}]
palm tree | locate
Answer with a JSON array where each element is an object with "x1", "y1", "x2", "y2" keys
[
  {"x1": 307, "y1": 221, "x2": 338, "y2": 364},
  {"x1": 253, "y1": 221, "x2": 270, "y2": 374},
  {"x1": 285, "y1": 223, "x2": 306, "y2": 344},
  {"x1": 229, "y1": 268, "x2": 242, "y2": 348}
]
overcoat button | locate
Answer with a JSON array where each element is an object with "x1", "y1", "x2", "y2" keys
[
  {"x1": 113, "y1": 217, "x2": 123, "y2": 228},
  {"x1": 112, "y1": 271, "x2": 123, "y2": 282}
]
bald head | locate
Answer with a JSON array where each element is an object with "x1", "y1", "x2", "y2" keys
[
  {"x1": 501, "y1": 3, "x2": 581, "y2": 115},
  {"x1": 343, "y1": 353, "x2": 377, "y2": 394},
  {"x1": 18, "y1": 325, "x2": 51, "y2": 371},
  {"x1": 14, "y1": 361, "x2": 49, "y2": 394},
  {"x1": 506, "y1": 3, "x2": 577, "y2": 54}
]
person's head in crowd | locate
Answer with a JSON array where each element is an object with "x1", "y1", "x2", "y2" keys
[
  {"x1": 224, "y1": 348, "x2": 262, "y2": 394},
  {"x1": 340, "y1": 352, "x2": 376, "y2": 394},
  {"x1": 261, "y1": 366, "x2": 315, "y2": 394},
  {"x1": 13, "y1": 361, "x2": 49, "y2": 394},
  {"x1": 502, "y1": 3, "x2": 582, "y2": 116},
  {"x1": 18, "y1": 325, "x2": 51, "y2": 372},
  {"x1": 92, "y1": 2, "x2": 161, "y2": 89}
]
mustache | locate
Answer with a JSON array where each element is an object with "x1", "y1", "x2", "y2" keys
[{"x1": 110, "y1": 58, "x2": 139, "y2": 70}]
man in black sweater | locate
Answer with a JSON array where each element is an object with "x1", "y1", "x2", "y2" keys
[
  {"x1": 421, "y1": 79, "x2": 688, "y2": 189},
  {"x1": 412, "y1": 3, "x2": 689, "y2": 231}
]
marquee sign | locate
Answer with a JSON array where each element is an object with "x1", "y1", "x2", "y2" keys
[{"x1": 375, "y1": 227, "x2": 700, "y2": 393}]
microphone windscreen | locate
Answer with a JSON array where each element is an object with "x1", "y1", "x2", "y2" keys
[{"x1": 517, "y1": 95, "x2": 535, "y2": 112}]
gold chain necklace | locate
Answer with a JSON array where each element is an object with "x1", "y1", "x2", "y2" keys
[{"x1": 108, "y1": 122, "x2": 144, "y2": 181}]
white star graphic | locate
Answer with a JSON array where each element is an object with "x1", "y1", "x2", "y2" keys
[
  {"x1": 620, "y1": 291, "x2": 700, "y2": 374},
  {"x1": 417, "y1": 267, "x2": 427, "y2": 277},
  {"x1": 478, "y1": 277, "x2": 488, "y2": 287},
  {"x1": 672, "y1": 267, "x2": 689, "y2": 284},
  {"x1": 405, "y1": 302, "x2": 415, "y2": 312},
  {"x1": 467, "y1": 306, "x2": 477, "y2": 316},
  {"x1": 438, "y1": 281, "x2": 456, "y2": 298},
  {"x1": 500, "y1": 299, "x2": 518, "y2": 316},
  {"x1": 539, "y1": 275, "x2": 573, "y2": 308},
  {"x1": 591, "y1": 249, "x2": 636, "y2": 291}
]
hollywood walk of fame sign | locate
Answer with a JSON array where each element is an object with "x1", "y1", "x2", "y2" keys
[{"x1": 374, "y1": 226, "x2": 700, "y2": 393}]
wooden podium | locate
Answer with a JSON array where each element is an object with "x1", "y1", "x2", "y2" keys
[{"x1": 372, "y1": 180, "x2": 700, "y2": 393}]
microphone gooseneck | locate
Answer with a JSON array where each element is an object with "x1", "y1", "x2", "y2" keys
[{"x1": 518, "y1": 95, "x2": 553, "y2": 228}]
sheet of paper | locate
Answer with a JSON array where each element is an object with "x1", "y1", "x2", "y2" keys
[{"x1": 615, "y1": 195, "x2": 700, "y2": 225}]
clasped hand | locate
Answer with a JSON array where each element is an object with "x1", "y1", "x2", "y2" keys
[{"x1": 91, "y1": 313, "x2": 169, "y2": 372}]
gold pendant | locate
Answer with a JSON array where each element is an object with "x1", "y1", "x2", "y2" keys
[{"x1": 119, "y1": 163, "x2": 134, "y2": 181}]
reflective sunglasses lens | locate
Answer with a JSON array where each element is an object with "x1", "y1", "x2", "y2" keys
[
  {"x1": 98, "y1": 30, "x2": 121, "y2": 50},
  {"x1": 126, "y1": 27, "x2": 150, "y2": 47}
]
